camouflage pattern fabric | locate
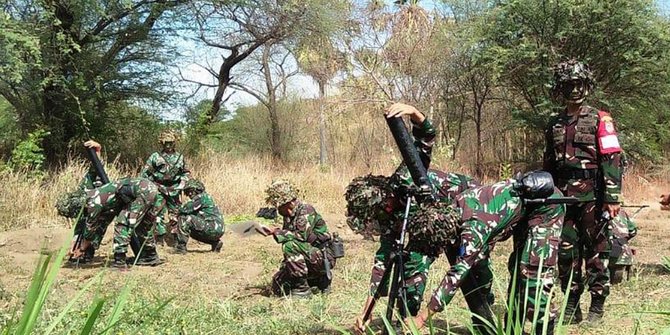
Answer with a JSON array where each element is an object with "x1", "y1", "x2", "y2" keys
[
  {"x1": 426, "y1": 181, "x2": 565, "y2": 326},
  {"x1": 177, "y1": 192, "x2": 224, "y2": 246},
  {"x1": 407, "y1": 201, "x2": 460, "y2": 257},
  {"x1": 609, "y1": 210, "x2": 637, "y2": 266},
  {"x1": 141, "y1": 150, "x2": 190, "y2": 235},
  {"x1": 345, "y1": 174, "x2": 392, "y2": 236},
  {"x1": 85, "y1": 177, "x2": 166, "y2": 255},
  {"x1": 265, "y1": 180, "x2": 299, "y2": 207},
  {"x1": 56, "y1": 190, "x2": 87, "y2": 219},
  {"x1": 272, "y1": 201, "x2": 334, "y2": 291}
]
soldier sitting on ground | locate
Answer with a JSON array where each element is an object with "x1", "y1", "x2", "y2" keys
[
  {"x1": 70, "y1": 177, "x2": 167, "y2": 269},
  {"x1": 173, "y1": 179, "x2": 224, "y2": 254},
  {"x1": 257, "y1": 180, "x2": 337, "y2": 298}
]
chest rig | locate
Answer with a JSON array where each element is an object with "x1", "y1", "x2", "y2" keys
[{"x1": 550, "y1": 107, "x2": 599, "y2": 161}]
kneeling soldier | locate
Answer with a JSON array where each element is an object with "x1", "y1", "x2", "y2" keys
[
  {"x1": 259, "y1": 180, "x2": 337, "y2": 298},
  {"x1": 174, "y1": 179, "x2": 224, "y2": 254}
]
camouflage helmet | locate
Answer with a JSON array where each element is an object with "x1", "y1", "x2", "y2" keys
[
  {"x1": 265, "y1": 180, "x2": 299, "y2": 207},
  {"x1": 158, "y1": 129, "x2": 178, "y2": 143},
  {"x1": 407, "y1": 201, "x2": 460, "y2": 257},
  {"x1": 344, "y1": 174, "x2": 392, "y2": 234},
  {"x1": 55, "y1": 190, "x2": 86, "y2": 218},
  {"x1": 552, "y1": 59, "x2": 595, "y2": 101},
  {"x1": 184, "y1": 179, "x2": 205, "y2": 194}
]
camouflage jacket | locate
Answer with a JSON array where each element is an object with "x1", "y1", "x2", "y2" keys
[
  {"x1": 426, "y1": 180, "x2": 565, "y2": 312},
  {"x1": 84, "y1": 177, "x2": 164, "y2": 239},
  {"x1": 543, "y1": 106, "x2": 623, "y2": 203},
  {"x1": 273, "y1": 201, "x2": 331, "y2": 247},
  {"x1": 141, "y1": 151, "x2": 190, "y2": 196},
  {"x1": 179, "y1": 192, "x2": 223, "y2": 224},
  {"x1": 411, "y1": 118, "x2": 436, "y2": 168}
]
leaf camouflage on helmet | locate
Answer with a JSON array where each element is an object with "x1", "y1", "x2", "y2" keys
[
  {"x1": 184, "y1": 179, "x2": 206, "y2": 194},
  {"x1": 265, "y1": 180, "x2": 299, "y2": 207},
  {"x1": 552, "y1": 59, "x2": 595, "y2": 93},
  {"x1": 407, "y1": 201, "x2": 460, "y2": 257},
  {"x1": 55, "y1": 190, "x2": 86, "y2": 218},
  {"x1": 344, "y1": 174, "x2": 392, "y2": 235}
]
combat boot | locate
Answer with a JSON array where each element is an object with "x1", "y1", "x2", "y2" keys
[
  {"x1": 155, "y1": 234, "x2": 165, "y2": 246},
  {"x1": 290, "y1": 279, "x2": 312, "y2": 298},
  {"x1": 563, "y1": 293, "x2": 583, "y2": 324},
  {"x1": 111, "y1": 253, "x2": 128, "y2": 269},
  {"x1": 586, "y1": 295, "x2": 606, "y2": 324},
  {"x1": 174, "y1": 242, "x2": 187, "y2": 255},
  {"x1": 134, "y1": 248, "x2": 164, "y2": 266},
  {"x1": 211, "y1": 240, "x2": 223, "y2": 253}
]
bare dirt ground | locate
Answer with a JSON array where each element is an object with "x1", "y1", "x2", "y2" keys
[{"x1": 0, "y1": 209, "x2": 669, "y2": 334}]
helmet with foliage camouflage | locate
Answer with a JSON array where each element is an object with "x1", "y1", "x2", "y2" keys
[
  {"x1": 344, "y1": 174, "x2": 392, "y2": 234},
  {"x1": 408, "y1": 201, "x2": 460, "y2": 257},
  {"x1": 552, "y1": 59, "x2": 595, "y2": 103},
  {"x1": 389, "y1": 164, "x2": 433, "y2": 201},
  {"x1": 265, "y1": 180, "x2": 299, "y2": 207},
  {"x1": 55, "y1": 190, "x2": 86, "y2": 218},
  {"x1": 184, "y1": 179, "x2": 205, "y2": 194},
  {"x1": 158, "y1": 129, "x2": 178, "y2": 143}
]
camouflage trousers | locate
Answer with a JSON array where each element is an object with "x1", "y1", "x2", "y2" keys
[
  {"x1": 507, "y1": 215, "x2": 562, "y2": 326},
  {"x1": 371, "y1": 240, "x2": 493, "y2": 317},
  {"x1": 159, "y1": 194, "x2": 181, "y2": 236},
  {"x1": 77, "y1": 211, "x2": 116, "y2": 249},
  {"x1": 558, "y1": 202, "x2": 610, "y2": 298},
  {"x1": 176, "y1": 215, "x2": 224, "y2": 246},
  {"x1": 272, "y1": 240, "x2": 335, "y2": 295},
  {"x1": 113, "y1": 196, "x2": 160, "y2": 255}
]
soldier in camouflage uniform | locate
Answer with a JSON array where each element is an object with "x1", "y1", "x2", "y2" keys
[
  {"x1": 259, "y1": 180, "x2": 335, "y2": 298},
  {"x1": 410, "y1": 172, "x2": 565, "y2": 335},
  {"x1": 58, "y1": 140, "x2": 118, "y2": 263},
  {"x1": 72, "y1": 177, "x2": 166, "y2": 268},
  {"x1": 543, "y1": 60, "x2": 623, "y2": 323},
  {"x1": 174, "y1": 179, "x2": 224, "y2": 254},
  {"x1": 141, "y1": 130, "x2": 190, "y2": 243},
  {"x1": 608, "y1": 210, "x2": 638, "y2": 284},
  {"x1": 353, "y1": 103, "x2": 494, "y2": 334}
]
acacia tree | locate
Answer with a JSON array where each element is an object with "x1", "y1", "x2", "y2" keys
[{"x1": 0, "y1": 0, "x2": 184, "y2": 162}]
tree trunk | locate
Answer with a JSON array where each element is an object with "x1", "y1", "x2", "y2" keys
[{"x1": 318, "y1": 81, "x2": 328, "y2": 166}]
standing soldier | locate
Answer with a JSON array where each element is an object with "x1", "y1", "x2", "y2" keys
[
  {"x1": 174, "y1": 179, "x2": 225, "y2": 254},
  {"x1": 71, "y1": 177, "x2": 167, "y2": 268},
  {"x1": 258, "y1": 180, "x2": 336, "y2": 298},
  {"x1": 543, "y1": 59, "x2": 623, "y2": 323},
  {"x1": 142, "y1": 130, "x2": 190, "y2": 244}
]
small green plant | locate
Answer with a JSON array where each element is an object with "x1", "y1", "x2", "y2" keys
[
  {"x1": 9, "y1": 129, "x2": 49, "y2": 175},
  {"x1": 662, "y1": 256, "x2": 670, "y2": 272},
  {"x1": 499, "y1": 162, "x2": 513, "y2": 180}
]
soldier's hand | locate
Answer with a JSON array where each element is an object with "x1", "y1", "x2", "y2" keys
[
  {"x1": 384, "y1": 103, "x2": 426, "y2": 124},
  {"x1": 354, "y1": 316, "x2": 370, "y2": 335},
  {"x1": 84, "y1": 140, "x2": 102, "y2": 152},
  {"x1": 256, "y1": 224, "x2": 277, "y2": 237},
  {"x1": 660, "y1": 194, "x2": 670, "y2": 210},
  {"x1": 407, "y1": 309, "x2": 431, "y2": 330},
  {"x1": 603, "y1": 203, "x2": 620, "y2": 218}
]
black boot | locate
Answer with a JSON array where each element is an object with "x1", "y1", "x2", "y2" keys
[
  {"x1": 586, "y1": 295, "x2": 605, "y2": 323},
  {"x1": 563, "y1": 293, "x2": 583, "y2": 324},
  {"x1": 134, "y1": 248, "x2": 164, "y2": 266},
  {"x1": 174, "y1": 242, "x2": 187, "y2": 255},
  {"x1": 289, "y1": 278, "x2": 312, "y2": 298},
  {"x1": 112, "y1": 253, "x2": 128, "y2": 269},
  {"x1": 211, "y1": 240, "x2": 223, "y2": 253}
]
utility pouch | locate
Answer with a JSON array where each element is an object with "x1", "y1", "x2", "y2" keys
[{"x1": 330, "y1": 233, "x2": 345, "y2": 259}]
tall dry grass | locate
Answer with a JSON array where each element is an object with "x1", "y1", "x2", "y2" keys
[{"x1": 0, "y1": 151, "x2": 666, "y2": 232}]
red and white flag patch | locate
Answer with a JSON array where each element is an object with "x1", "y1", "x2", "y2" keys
[{"x1": 597, "y1": 111, "x2": 622, "y2": 154}]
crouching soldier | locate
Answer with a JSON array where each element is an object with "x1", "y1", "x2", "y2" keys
[
  {"x1": 71, "y1": 177, "x2": 166, "y2": 269},
  {"x1": 409, "y1": 171, "x2": 566, "y2": 335},
  {"x1": 258, "y1": 180, "x2": 339, "y2": 298},
  {"x1": 174, "y1": 179, "x2": 224, "y2": 254}
]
